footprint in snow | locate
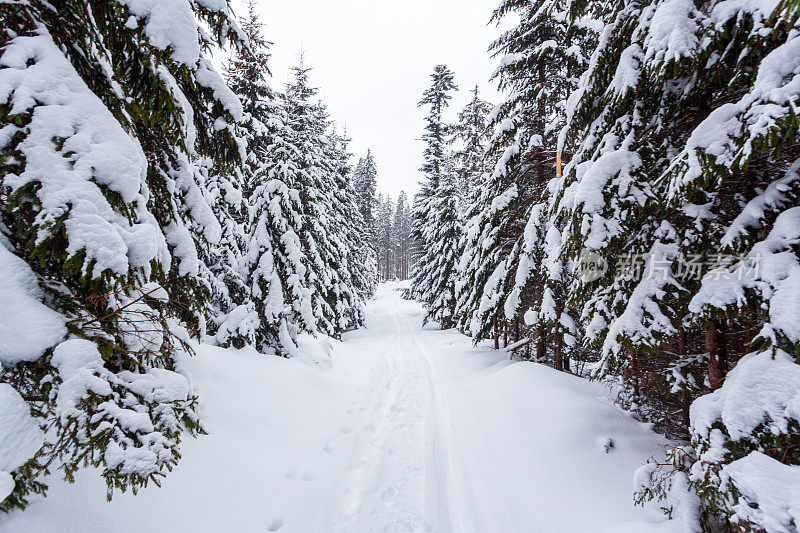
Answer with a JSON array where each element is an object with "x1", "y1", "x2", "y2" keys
[
  {"x1": 286, "y1": 468, "x2": 314, "y2": 481},
  {"x1": 267, "y1": 517, "x2": 283, "y2": 531}
]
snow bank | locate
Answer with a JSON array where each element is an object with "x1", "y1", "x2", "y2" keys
[
  {"x1": 0, "y1": 338, "x2": 359, "y2": 532},
  {"x1": 435, "y1": 352, "x2": 681, "y2": 532},
  {"x1": 691, "y1": 350, "x2": 800, "y2": 443}
]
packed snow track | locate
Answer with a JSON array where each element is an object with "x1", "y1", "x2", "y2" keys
[{"x1": 322, "y1": 290, "x2": 473, "y2": 532}]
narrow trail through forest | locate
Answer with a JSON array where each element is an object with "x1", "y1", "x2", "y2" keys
[
  {"x1": 318, "y1": 284, "x2": 679, "y2": 533},
  {"x1": 323, "y1": 289, "x2": 474, "y2": 532}
]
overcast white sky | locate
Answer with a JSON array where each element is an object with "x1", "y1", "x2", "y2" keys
[{"x1": 227, "y1": 0, "x2": 506, "y2": 200}]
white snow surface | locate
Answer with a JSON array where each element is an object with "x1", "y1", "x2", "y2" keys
[
  {"x1": 0, "y1": 384, "x2": 44, "y2": 501},
  {"x1": 643, "y1": 0, "x2": 700, "y2": 67},
  {"x1": 118, "y1": 0, "x2": 222, "y2": 67},
  {"x1": 690, "y1": 348, "x2": 800, "y2": 450},
  {"x1": 721, "y1": 451, "x2": 800, "y2": 532},
  {"x1": 2, "y1": 283, "x2": 681, "y2": 532},
  {"x1": 0, "y1": 244, "x2": 66, "y2": 364}
]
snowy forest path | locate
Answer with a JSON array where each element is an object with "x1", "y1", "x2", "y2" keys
[
  {"x1": 4, "y1": 282, "x2": 681, "y2": 533},
  {"x1": 319, "y1": 283, "x2": 680, "y2": 533},
  {"x1": 323, "y1": 285, "x2": 473, "y2": 532}
]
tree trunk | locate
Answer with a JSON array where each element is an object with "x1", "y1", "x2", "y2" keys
[
  {"x1": 554, "y1": 329, "x2": 564, "y2": 371},
  {"x1": 493, "y1": 317, "x2": 499, "y2": 350},
  {"x1": 630, "y1": 347, "x2": 640, "y2": 396},
  {"x1": 536, "y1": 324, "x2": 546, "y2": 361},
  {"x1": 677, "y1": 331, "x2": 691, "y2": 428},
  {"x1": 706, "y1": 318, "x2": 728, "y2": 390}
]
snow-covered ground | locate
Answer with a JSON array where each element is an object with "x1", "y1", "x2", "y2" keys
[{"x1": 1, "y1": 282, "x2": 681, "y2": 532}]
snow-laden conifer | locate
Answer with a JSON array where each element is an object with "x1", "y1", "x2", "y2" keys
[
  {"x1": 0, "y1": 0, "x2": 244, "y2": 510},
  {"x1": 554, "y1": 0, "x2": 800, "y2": 527},
  {"x1": 410, "y1": 65, "x2": 460, "y2": 326}
]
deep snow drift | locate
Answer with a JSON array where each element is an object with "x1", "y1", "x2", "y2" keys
[{"x1": 1, "y1": 282, "x2": 681, "y2": 532}]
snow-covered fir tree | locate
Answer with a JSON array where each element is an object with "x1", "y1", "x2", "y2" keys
[
  {"x1": 410, "y1": 65, "x2": 460, "y2": 327},
  {"x1": 1, "y1": 0, "x2": 798, "y2": 528},
  {"x1": 0, "y1": 0, "x2": 244, "y2": 511},
  {"x1": 376, "y1": 195, "x2": 397, "y2": 281},
  {"x1": 327, "y1": 128, "x2": 375, "y2": 326},
  {"x1": 243, "y1": 72, "x2": 314, "y2": 356},
  {"x1": 501, "y1": 0, "x2": 594, "y2": 366},
  {"x1": 352, "y1": 150, "x2": 379, "y2": 262},
  {"x1": 417, "y1": 172, "x2": 462, "y2": 328},
  {"x1": 452, "y1": 85, "x2": 493, "y2": 206},
  {"x1": 353, "y1": 150, "x2": 378, "y2": 228},
  {"x1": 269, "y1": 59, "x2": 369, "y2": 339},
  {"x1": 456, "y1": 0, "x2": 588, "y2": 352},
  {"x1": 312, "y1": 114, "x2": 369, "y2": 334},
  {"x1": 205, "y1": 0, "x2": 274, "y2": 349},
  {"x1": 369, "y1": 190, "x2": 414, "y2": 281},
  {"x1": 504, "y1": 0, "x2": 800, "y2": 527}
]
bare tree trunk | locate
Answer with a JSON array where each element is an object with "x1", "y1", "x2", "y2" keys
[
  {"x1": 503, "y1": 324, "x2": 508, "y2": 348},
  {"x1": 630, "y1": 347, "x2": 640, "y2": 396},
  {"x1": 678, "y1": 331, "x2": 691, "y2": 428},
  {"x1": 493, "y1": 316, "x2": 499, "y2": 350},
  {"x1": 554, "y1": 328, "x2": 564, "y2": 371},
  {"x1": 536, "y1": 324, "x2": 546, "y2": 361},
  {"x1": 706, "y1": 318, "x2": 728, "y2": 390}
]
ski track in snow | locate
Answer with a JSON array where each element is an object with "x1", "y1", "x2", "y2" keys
[
  {"x1": 1, "y1": 282, "x2": 681, "y2": 533},
  {"x1": 324, "y1": 292, "x2": 475, "y2": 532}
]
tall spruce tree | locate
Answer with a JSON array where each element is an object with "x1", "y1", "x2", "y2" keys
[
  {"x1": 505, "y1": 0, "x2": 594, "y2": 365},
  {"x1": 271, "y1": 59, "x2": 370, "y2": 339},
  {"x1": 354, "y1": 150, "x2": 378, "y2": 224},
  {"x1": 452, "y1": 85, "x2": 493, "y2": 206},
  {"x1": 207, "y1": 0, "x2": 274, "y2": 348},
  {"x1": 376, "y1": 195, "x2": 397, "y2": 281},
  {"x1": 410, "y1": 65, "x2": 459, "y2": 325},
  {"x1": 353, "y1": 150, "x2": 379, "y2": 263},
  {"x1": 0, "y1": 0, "x2": 244, "y2": 510},
  {"x1": 343, "y1": 144, "x2": 379, "y2": 301},
  {"x1": 245, "y1": 73, "x2": 315, "y2": 356},
  {"x1": 456, "y1": 0, "x2": 589, "y2": 353},
  {"x1": 311, "y1": 107, "x2": 368, "y2": 335},
  {"x1": 327, "y1": 128, "x2": 374, "y2": 328},
  {"x1": 418, "y1": 171, "x2": 462, "y2": 328}
]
